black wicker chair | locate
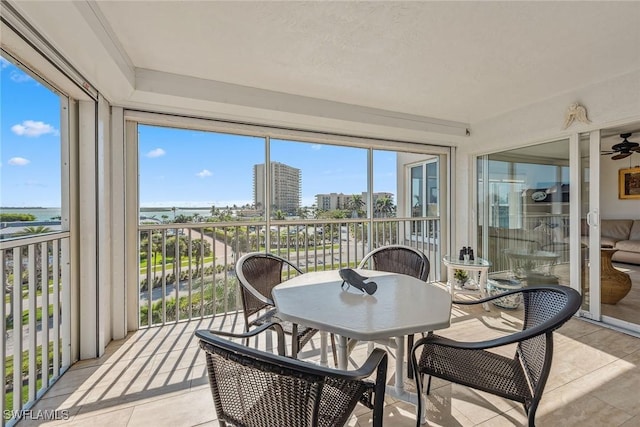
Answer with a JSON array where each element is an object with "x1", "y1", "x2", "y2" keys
[
  {"x1": 236, "y1": 252, "x2": 337, "y2": 363},
  {"x1": 196, "y1": 323, "x2": 388, "y2": 427},
  {"x1": 358, "y1": 244, "x2": 431, "y2": 281},
  {"x1": 358, "y1": 244, "x2": 431, "y2": 377},
  {"x1": 410, "y1": 285, "x2": 582, "y2": 427}
]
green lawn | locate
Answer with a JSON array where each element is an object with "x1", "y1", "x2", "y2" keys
[
  {"x1": 5, "y1": 305, "x2": 54, "y2": 330},
  {"x1": 4, "y1": 343, "x2": 54, "y2": 414}
]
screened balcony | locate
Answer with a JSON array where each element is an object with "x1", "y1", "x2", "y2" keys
[{"x1": 2, "y1": 1, "x2": 640, "y2": 426}]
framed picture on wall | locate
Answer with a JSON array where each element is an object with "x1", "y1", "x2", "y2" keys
[{"x1": 618, "y1": 167, "x2": 640, "y2": 199}]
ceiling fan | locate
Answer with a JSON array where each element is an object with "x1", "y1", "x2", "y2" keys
[{"x1": 601, "y1": 133, "x2": 640, "y2": 160}]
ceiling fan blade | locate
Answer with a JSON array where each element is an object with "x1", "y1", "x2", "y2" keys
[
  {"x1": 631, "y1": 146, "x2": 640, "y2": 152},
  {"x1": 612, "y1": 152, "x2": 632, "y2": 160}
]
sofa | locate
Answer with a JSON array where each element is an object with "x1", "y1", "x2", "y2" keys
[{"x1": 593, "y1": 219, "x2": 640, "y2": 265}]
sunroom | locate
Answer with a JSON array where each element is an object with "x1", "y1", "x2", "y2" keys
[{"x1": 1, "y1": 1, "x2": 640, "y2": 426}]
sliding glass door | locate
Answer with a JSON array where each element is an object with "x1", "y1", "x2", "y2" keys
[{"x1": 477, "y1": 140, "x2": 573, "y2": 288}]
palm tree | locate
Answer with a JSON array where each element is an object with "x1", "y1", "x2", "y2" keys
[
  {"x1": 273, "y1": 210, "x2": 286, "y2": 220},
  {"x1": 349, "y1": 195, "x2": 365, "y2": 217},
  {"x1": 190, "y1": 238, "x2": 212, "y2": 274},
  {"x1": 174, "y1": 214, "x2": 192, "y2": 223},
  {"x1": 166, "y1": 236, "x2": 187, "y2": 280},
  {"x1": 16, "y1": 225, "x2": 53, "y2": 235},
  {"x1": 375, "y1": 196, "x2": 394, "y2": 218}
]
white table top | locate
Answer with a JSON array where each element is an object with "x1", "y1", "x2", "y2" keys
[{"x1": 272, "y1": 269, "x2": 452, "y2": 341}]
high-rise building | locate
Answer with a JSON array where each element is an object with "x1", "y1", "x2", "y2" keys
[
  {"x1": 315, "y1": 193, "x2": 350, "y2": 211},
  {"x1": 253, "y1": 162, "x2": 301, "y2": 215},
  {"x1": 315, "y1": 192, "x2": 395, "y2": 211}
]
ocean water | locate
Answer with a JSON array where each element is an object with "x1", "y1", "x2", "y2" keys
[{"x1": 1, "y1": 207, "x2": 213, "y2": 222}]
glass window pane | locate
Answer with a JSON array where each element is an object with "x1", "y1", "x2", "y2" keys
[
  {"x1": 1, "y1": 55, "x2": 62, "y2": 237},
  {"x1": 426, "y1": 161, "x2": 439, "y2": 217},
  {"x1": 411, "y1": 165, "x2": 423, "y2": 218},
  {"x1": 373, "y1": 150, "x2": 397, "y2": 218},
  {"x1": 270, "y1": 140, "x2": 367, "y2": 219},
  {"x1": 477, "y1": 139, "x2": 570, "y2": 285},
  {"x1": 138, "y1": 125, "x2": 264, "y2": 222}
]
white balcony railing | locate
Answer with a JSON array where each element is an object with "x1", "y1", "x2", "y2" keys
[
  {"x1": 1, "y1": 232, "x2": 71, "y2": 426},
  {"x1": 138, "y1": 217, "x2": 441, "y2": 327}
]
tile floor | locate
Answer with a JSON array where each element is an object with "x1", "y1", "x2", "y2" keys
[{"x1": 17, "y1": 286, "x2": 640, "y2": 427}]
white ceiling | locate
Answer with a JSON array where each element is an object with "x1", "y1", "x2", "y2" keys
[
  {"x1": 95, "y1": 1, "x2": 640, "y2": 122},
  {"x1": 8, "y1": 1, "x2": 640, "y2": 137}
]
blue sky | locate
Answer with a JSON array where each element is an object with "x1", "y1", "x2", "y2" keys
[
  {"x1": 2, "y1": 53, "x2": 397, "y2": 209},
  {"x1": 139, "y1": 126, "x2": 397, "y2": 207},
  {"x1": 1, "y1": 55, "x2": 61, "y2": 207}
]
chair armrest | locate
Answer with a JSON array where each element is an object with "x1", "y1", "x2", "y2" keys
[
  {"x1": 413, "y1": 330, "x2": 544, "y2": 352},
  {"x1": 347, "y1": 348, "x2": 388, "y2": 380},
  {"x1": 308, "y1": 348, "x2": 388, "y2": 382},
  {"x1": 418, "y1": 286, "x2": 580, "y2": 351},
  {"x1": 205, "y1": 322, "x2": 286, "y2": 356}
]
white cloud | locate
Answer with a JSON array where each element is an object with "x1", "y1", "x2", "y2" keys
[
  {"x1": 0, "y1": 57, "x2": 10, "y2": 68},
  {"x1": 8, "y1": 157, "x2": 30, "y2": 166},
  {"x1": 11, "y1": 120, "x2": 58, "y2": 137},
  {"x1": 311, "y1": 144, "x2": 322, "y2": 151},
  {"x1": 146, "y1": 148, "x2": 166, "y2": 158},
  {"x1": 196, "y1": 169, "x2": 212, "y2": 178},
  {"x1": 10, "y1": 70, "x2": 33, "y2": 83}
]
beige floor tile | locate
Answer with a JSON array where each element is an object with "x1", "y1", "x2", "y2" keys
[
  {"x1": 576, "y1": 327, "x2": 640, "y2": 358},
  {"x1": 356, "y1": 399, "x2": 418, "y2": 426},
  {"x1": 52, "y1": 408, "x2": 134, "y2": 427},
  {"x1": 556, "y1": 317, "x2": 603, "y2": 338},
  {"x1": 536, "y1": 394, "x2": 634, "y2": 427},
  {"x1": 620, "y1": 414, "x2": 640, "y2": 426},
  {"x1": 424, "y1": 383, "x2": 519, "y2": 425},
  {"x1": 578, "y1": 351, "x2": 640, "y2": 416},
  {"x1": 127, "y1": 388, "x2": 215, "y2": 427}
]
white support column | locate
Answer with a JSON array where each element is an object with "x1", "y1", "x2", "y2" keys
[
  {"x1": 111, "y1": 107, "x2": 127, "y2": 339},
  {"x1": 78, "y1": 100, "x2": 98, "y2": 359},
  {"x1": 96, "y1": 94, "x2": 112, "y2": 353},
  {"x1": 125, "y1": 121, "x2": 139, "y2": 332},
  {"x1": 62, "y1": 97, "x2": 78, "y2": 364}
]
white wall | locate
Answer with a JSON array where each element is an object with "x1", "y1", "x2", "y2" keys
[{"x1": 601, "y1": 155, "x2": 640, "y2": 219}]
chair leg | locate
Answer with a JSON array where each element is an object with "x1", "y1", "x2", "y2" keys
[
  {"x1": 291, "y1": 323, "x2": 299, "y2": 358},
  {"x1": 426, "y1": 375, "x2": 432, "y2": 395},
  {"x1": 526, "y1": 400, "x2": 539, "y2": 427},
  {"x1": 407, "y1": 334, "x2": 415, "y2": 379}
]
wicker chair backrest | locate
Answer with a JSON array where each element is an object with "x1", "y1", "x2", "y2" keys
[
  {"x1": 237, "y1": 253, "x2": 301, "y2": 320},
  {"x1": 362, "y1": 245, "x2": 430, "y2": 281},
  {"x1": 200, "y1": 336, "x2": 369, "y2": 427}
]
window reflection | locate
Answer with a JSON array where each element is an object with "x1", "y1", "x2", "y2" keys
[{"x1": 477, "y1": 140, "x2": 570, "y2": 286}]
